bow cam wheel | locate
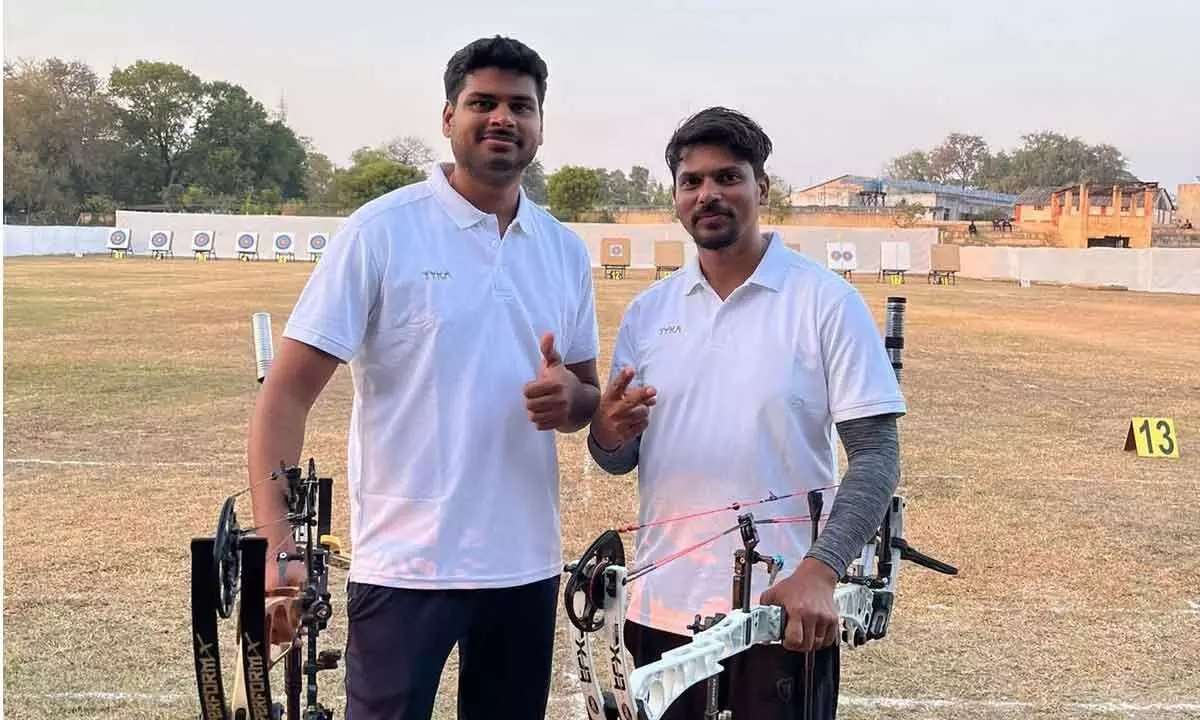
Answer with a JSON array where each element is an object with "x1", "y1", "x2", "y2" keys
[
  {"x1": 212, "y1": 497, "x2": 241, "y2": 619},
  {"x1": 563, "y1": 530, "x2": 625, "y2": 633}
]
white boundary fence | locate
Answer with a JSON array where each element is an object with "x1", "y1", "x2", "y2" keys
[
  {"x1": 5, "y1": 211, "x2": 1199, "y2": 295},
  {"x1": 959, "y1": 246, "x2": 1200, "y2": 295}
]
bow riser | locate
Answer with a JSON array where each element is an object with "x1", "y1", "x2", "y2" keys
[{"x1": 628, "y1": 604, "x2": 785, "y2": 720}]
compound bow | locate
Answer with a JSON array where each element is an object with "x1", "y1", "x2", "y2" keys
[
  {"x1": 562, "y1": 296, "x2": 960, "y2": 720},
  {"x1": 189, "y1": 312, "x2": 352, "y2": 720}
]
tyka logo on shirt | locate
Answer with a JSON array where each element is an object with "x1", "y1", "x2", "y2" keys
[
  {"x1": 658, "y1": 324, "x2": 682, "y2": 336},
  {"x1": 422, "y1": 270, "x2": 452, "y2": 280}
]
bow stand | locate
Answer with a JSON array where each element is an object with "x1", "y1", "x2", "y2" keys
[
  {"x1": 562, "y1": 296, "x2": 959, "y2": 720},
  {"x1": 189, "y1": 312, "x2": 352, "y2": 720}
]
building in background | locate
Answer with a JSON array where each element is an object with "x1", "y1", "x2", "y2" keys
[
  {"x1": 1175, "y1": 182, "x2": 1200, "y2": 227},
  {"x1": 1012, "y1": 181, "x2": 1173, "y2": 248},
  {"x1": 789, "y1": 174, "x2": 1018, "y2": 221}
]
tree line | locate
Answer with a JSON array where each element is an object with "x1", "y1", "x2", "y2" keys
[
  {"x1": 5, "y1": 56, "x2": 1146, "y2": 226},
  {"x1": 3, "y1": 57, "x2": 448, "y2": 223},
  {"x1": 883, "y1": 131, "x2": 1140, "y2": 195},
  {"x1": 2, "y1": 56, "x2": 691, "y2": 224}
]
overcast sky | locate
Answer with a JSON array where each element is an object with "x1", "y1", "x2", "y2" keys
[{"x1": 6, "y1": 0, "x2": 1198, "y2": 194}]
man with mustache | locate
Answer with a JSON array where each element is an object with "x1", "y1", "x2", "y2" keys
[
  {"x1": 246, "y1": 36, "x2": 601, "y2": 720},
  {"x1": 588, "y1": 107, "x2": 906, "y2": 719}
]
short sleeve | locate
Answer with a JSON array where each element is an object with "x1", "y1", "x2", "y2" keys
[
  {"x1": 282, "y1": 221, "x2": 380, "y2": 363},
  {"x1": 563, "y1": 243, "x2": 599, "y2": 366},
  {"x1": 821, "y1": 289, "x2": 907, "y2": 424}
]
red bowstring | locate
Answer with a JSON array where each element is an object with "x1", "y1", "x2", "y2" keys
[
  {"x1": 623, "y1": 514, "x2": 829, "y2": 584},
  {"x1": 615, "y1": 484, "x2": 839, "y2": 534}
]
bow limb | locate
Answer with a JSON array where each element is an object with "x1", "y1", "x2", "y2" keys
[
  {"x1": 227, "y1": 536, "x2": 276, "y2": 720},
  {"x1": 568, "y1": 617, "x2": 606, "y2": 720},
  {"x1": 603, "y1": 566, "x2": 638, "y2": 720}
]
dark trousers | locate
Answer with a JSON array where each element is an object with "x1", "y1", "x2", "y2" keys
[
  {"x1": 344, "y1": 575, "x2": 560, "y2": 720},
  {"x1": 624, "y1": 620, "x2": 840, "y2": 720}
]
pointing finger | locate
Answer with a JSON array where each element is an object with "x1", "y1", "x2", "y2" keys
[{"x1": 604, "y1": 367, "x2": 635, "y2": 401}]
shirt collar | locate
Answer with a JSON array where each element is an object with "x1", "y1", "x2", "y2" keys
[
  {"x1": 681, "y1": 231, "x2": 790, "y2": 295},
  {"x1": 430, "y1": 162, "x2": 535, "y2": 233}
]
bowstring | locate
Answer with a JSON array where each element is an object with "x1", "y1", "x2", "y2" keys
[
  {"x1": 612, "y1": 484, "x2": 838, "y2": 584},
  {"x1": 622, "y1": 514, "x2": 829, "y2": 585},
  {"x1": 614, "y1": 484, "x2": 839, "y2": 534},
  {"x1": 228, "y1": 468, "x2": 293, "y2": 501}
]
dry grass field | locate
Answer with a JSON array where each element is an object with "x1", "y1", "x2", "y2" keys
[{"x1": 4, "y1": 256, "x2": 1199, "y2": 720}]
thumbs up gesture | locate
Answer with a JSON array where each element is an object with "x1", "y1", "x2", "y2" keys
[
  {"x1": 524, "y1": 332, "x2": 577, "y2": 431},
  {"x1": 591, "y1": 366, "x2": 657, "y2": 451}
]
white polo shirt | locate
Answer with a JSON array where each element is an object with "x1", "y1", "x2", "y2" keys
[
  {"x1": 610, "y1": 232, "x2": 906, "y2": 634},
  {"x1": 283, "y1": 164, "x2": 598, "y2": 590}
]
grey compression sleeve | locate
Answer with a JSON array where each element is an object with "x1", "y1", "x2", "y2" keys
[
  {"x1": 588, "y1": 431, "x2": 640, "y2": 475},
  {"x1": 806, "y1": 414, "x2": 901, "y2": 578}
]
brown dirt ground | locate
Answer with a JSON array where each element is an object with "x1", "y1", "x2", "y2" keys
[{"x1": 4, "y1": 257, "x2": 1199, "y2": 720}]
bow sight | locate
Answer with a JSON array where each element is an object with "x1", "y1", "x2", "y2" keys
[{"x1": 189, "y1": 312, "x2": 351, "y2": 720}]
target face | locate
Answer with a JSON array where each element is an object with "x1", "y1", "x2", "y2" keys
[
  {"x1": 238, "y1": 234, "x2": 256, "y2": 249},
  {"x1": 194, "y1": 233, "x2": 211, "y2": 248},
  {"x1": 830, "y1": 250, "x2": 843, "y2": 261},
  {"x1": 276, "y1": 235, "x2": 293, "y2": 250},
  {"x1": 151, "y1": 232, "x2": 169, "y2": 247},
  {"x1": 843, "y1": 250, "x2": 854, "y2": 261},
  {"x1": 608, "y1": 244, "x2": 623, "y2": 257},
  {"x1": 310, "y1": 234, "x2": 327, "y2": 250},
  {"x1": 111, "y1": 230, "x2": 127, "y2": 243}
]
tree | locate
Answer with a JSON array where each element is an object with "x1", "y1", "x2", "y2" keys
[
  {"x1": 381, "y1": 136, "x2": 437, "y2": 168},
  {"x1": 883, "y1": 150, "x2": 938, "y2": 182},
  {"x1": 629, "y1": 165, "x2": 651, "y2": 206},
  {"x1": 929, "y1": 133, "x2": 990, "y2": 187},
  {"x1": 350, "y1": 136, "x2": 437, "y2": 170},
  {"x1": 3, "y1": 58, "x2": 121, "y2": 222},
  {"x1": 107, "y1": 61, "x2": 205, "y2": 194},
  {"x1": 299, "y1": 138, "x2": 339, "y2": 212},
  {"x1": 603, "y1": 169, "x2": 632, "y2": 207},
  {"x1": 885, "y1": 130, "x2": 1140, "y2": 195},
  {"x1": 892, "y1": 200, "x2": 926, "y2": 227},
  {"x1": 338, "y1": 159, "x2": 425, "y2": 209},
  {"x1": 521, "y1": 159, "x2": 548, "y2": 205},
  {"x1": 766, "y1": 173, "x2": 792, "y2": 222},
  {"x1": 546, "y1": 165, "x2": 604, "y2": 220}
]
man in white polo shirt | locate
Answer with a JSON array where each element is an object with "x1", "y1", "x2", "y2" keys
[
  {"x1": 589, "y1": 107, "x2": 906, "y2": 719},
  {"x1": 245, "y1": 36, "x2": 600, "y2": 720}
]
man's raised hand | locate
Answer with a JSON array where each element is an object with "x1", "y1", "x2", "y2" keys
[
  {"x1": 591, "y1": 366, "x2": 657, "y2": 451},
  {"x1": 523, "y1": 332, "x2": 577, "y2": 431}
]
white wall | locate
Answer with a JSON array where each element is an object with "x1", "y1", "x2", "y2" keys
[
  {"x1": 98, "y1": 210, "x2": 938, "y2": 272},
  {"x1": 959, "y1": 246, "x2": 1200, "y2": 294},
  {"x1": 10, "y1": 213, "x2": 1198, "y2": 295},
  {"x1": 3, "y1": 225, "x2": 115, "y2": 256}
]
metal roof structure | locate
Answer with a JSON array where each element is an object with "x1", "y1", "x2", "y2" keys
[{"x1": 796, "y1": 174, "x2": 1018, "y2": 205}]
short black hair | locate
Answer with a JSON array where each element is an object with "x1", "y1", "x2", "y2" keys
[
  {"x1": 664, "y1": 106, "x2": 773, "y2": 182},
  {"x1": 444, "y1": 35, "x2": 549, "y2": 108}
]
